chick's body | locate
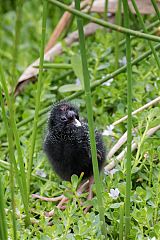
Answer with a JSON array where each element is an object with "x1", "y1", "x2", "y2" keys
[{"x1": 44, "y1": 101, "x2": 106, "y2": 181}]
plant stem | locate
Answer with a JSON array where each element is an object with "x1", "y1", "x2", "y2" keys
[
  {"x1": 119, "y1": 203, "x2": 124, "y2": 240},
  {"x1": 0, "y1": 67, "x2": 30, "y2": 225},
  {"x1": 0, "y1": 175, "x2": 8, "y2": 240},
  {"x1": 104, "y1": 0, "x2": 108, "y2": 21},
  {"x1": 75, "y1": 0, "x2": 106, "y2": 236},
  {"x1": 118, "y1": 19, "x2": 160, "y2": 50},
  {"x1": 150, "y1": 0, "x2": 160, "y2": 20},
  {"x1": 134, "y1": 121, "x2": 149, "y2": 168},
  {"x1": 49, "y1": 0, "x2": 160, "y2": 43},
  {"x1": 11, "y1": 0, "x2": 24, "y2": 90},
  {"x1": 34, "y1": 63, "x2": 72, "y2": 69},
  {"x1": 2, "y1": 0, "x2": 30, "y2": 226},
  {"x1": 0, "y1": 91, "x2": 17, "y2": 239},
  {"x1": 27, "y1": 0, "x2": 48, "y2": 197},
  {"x1": 154, "y1": 156, "x2": 160, "y2": 223},
  {"x1": 115, "y1": 0, "x2": 122, "y2": 69},
  {"x1": 148, "y1": 149, "x2": 154, "y2": 188},
  {"x1": 0, "y1": 159, "x2": 48, "y2": 183},
  {"x1": 122, "y1": 0, "x2": 132, "y2": 238}
]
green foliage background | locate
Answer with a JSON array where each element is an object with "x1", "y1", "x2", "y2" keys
[{"x1": 0, "y1": 0, "x2": 160, "y2": 239}]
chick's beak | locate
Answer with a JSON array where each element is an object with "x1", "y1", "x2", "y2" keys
[
  {"x1": 67, "y1": 110, "x2": 81, "y2": 127},
  {"x1": 73, "y1": 118, "x2": 81, "y2": 127}
]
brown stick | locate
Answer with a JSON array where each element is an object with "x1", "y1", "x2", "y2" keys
[
  {"x1": 15, "y1": 22, "x2": 101, "y2": 96},
  {"x1": 112, "y1": 96, "x2": 160, "y2": 126},
  {"x1": 32, "y1": 193, "x2": 64, "y2": 202},
  {"x1": 45, "y1": 12, "x2": 72, "y2": 53},
  {"x1": 45, "y1": 0, "x2": 91, "y2": 52},
  {"x1": 105, "y1": 124, "x2": 160, "y2": 171}
]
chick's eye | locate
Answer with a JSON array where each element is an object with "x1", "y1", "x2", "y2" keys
[
  {"x1": 60, "y1": 116, "x2": 67, "y2": 122},
  {"x1": 75, "y1": 113, "x2": 79, "y2": 120}
]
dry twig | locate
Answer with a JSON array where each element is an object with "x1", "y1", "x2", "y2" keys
[
  {"x1": 113, "y1": 96, "x2": 160, "y2": 126},
  {"x1": 15, "y1": 23, "x2": 101, "y2": 95},
  {"x1": 105, "y1": 125, "x2": 160, "y2": 171},
  {"x1": 45, "y1": 0, "x2": 90, "y2": 52}
]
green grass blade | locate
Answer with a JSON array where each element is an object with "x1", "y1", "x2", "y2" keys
[
  {"x1": 122, "y1": 0, "x2": 132, "y2": 238},
  {"x1": 0, "y1": 175, "x2": 8, "y2": 240},
  {"x1": 27, "y1": 0, "x2": 48, "y2": 197},
  {"x1": 119, "y1": 203, "x2": 124, "y2": 240},
  {"x1": 0, "y1": 0, "x2": 30, "y2": 226},
  {"x1": 104, "y1": 0, "x2": 108, "y2": 21},
  {"x1": 34, "y1": 63, "x2": 72, "y2": 69},
  {"x1": 0, "y1": 90, "x2": 17, "y2": 239},
  {"x1": 0, "y1": 67, "x2": 30, "y2": 225},
  {"x1": 115, "y1": 0, "x2": 122, "y2": 69},
  {"x1": 75, "y1": 0, "x2": 106, "y2": 236},
  {"x1": 151, "y1": 0, "x2": 160, "y2": 20},
  {"x1": 11, "y1": 0, "x2": 24, "y2": 89}
]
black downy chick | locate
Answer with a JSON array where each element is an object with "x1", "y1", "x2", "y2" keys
[{"x1": 44, "y1": 101, "x2": 106, "y2": 182}]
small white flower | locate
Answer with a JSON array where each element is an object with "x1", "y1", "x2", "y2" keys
[
  {"x1": 148, "y1": 237, "x2": 156, "y2": 240},
  {"x1": 104, "y1": 168, "x2": 118, "y2": 176},
  {"x1": 102, "y1": 125, "x2": 114, "y2": 136},
  {"x1": 76, "y1": 78, "x2": 81, "y2": 86},
  {"x1": 36, "y1": 169, "x2": 47, "y2": 178},
  {"x1": 119, "y1": 56, "x2": 127, "y2": 66},
  {"x1": 146, "y1": 83, "x2": 153, "y2": 92},
  {"x1": 102, "y1": 78, "x2": 113, "y2": 86},
  {"x1": 109, "y1": 188, "x2": 120, "y2": 199}
]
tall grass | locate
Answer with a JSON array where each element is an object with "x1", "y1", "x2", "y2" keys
[
  {"x1": 27, "y1": 0, "x2": 48, "y2": 197},
  {"x1": 151, "y1": 0, "x2": 160, "y2": 20},
  {"x1": 75, "y1": 0, "x2": 106, "y2": 236},
  {"x1": 0, "y1": 0, "x2": 30, "y2": 225},
  {"x1": 0, "y1": 87, "x2": 17, "y2": 239},
  {"x1": 122, "y1": 0, "x2": 132, "y2": 238},
  {"x1": 0, "y1": 175, "x2": 8, "y2": 240},
  {"x1": 119, "y1": 203, "x2": 124, "y2": 240},
  {"x1": 11, "y1": 0, "x2": 24, "y2": 89},
  {"x1": 104, "y1": 0, "x2": 108, "y2": 21},
  {"x1": 114, "y1": 0, "x2": 122, "y2": 69}
]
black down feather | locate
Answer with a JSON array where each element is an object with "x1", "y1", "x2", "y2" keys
[{"x1": 44, "y1": 101, "x2": 106, "y2": 181}]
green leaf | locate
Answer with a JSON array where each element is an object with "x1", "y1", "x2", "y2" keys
[
  {"x1": 110, "y1": 202, "x2": 123, "y2": 209},
  {"x1": 58, "y1": 84, "x2": 82, "y2": 93},
  {"x1": 148, "y1": 107, "x2": 160, "y2": 121},
  {"x1": 148, "y1": 117, "x2": 160, "y2": 129},
  {"x1": 71, "y1": 174, "x2": 79, "y2": 191},
  {"x1": 71, "y1": 54, "x2": 84, "y2": 88},
  {"x1": 63, "y1": 191, "x2": 73, "y2": 199}
]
